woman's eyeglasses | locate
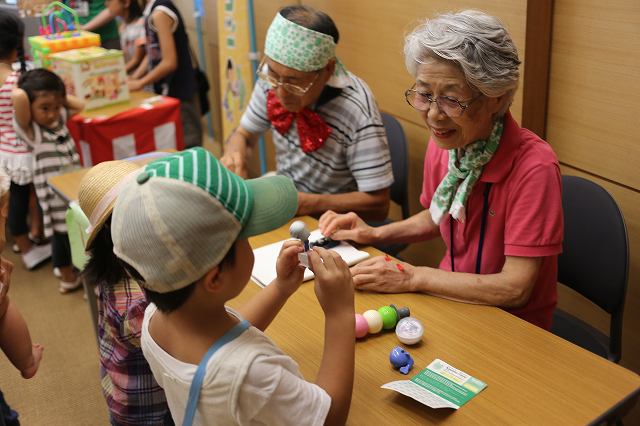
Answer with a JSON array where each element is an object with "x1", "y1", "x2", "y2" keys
[
  {"x1": 256, "y1": 59, "x2": 321, "y2": 96},
  {"x1": 404, "y1": 85, "x2": 480, "y2": 117}
]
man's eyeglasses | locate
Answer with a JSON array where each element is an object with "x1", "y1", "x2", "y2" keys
[
  {"x1": 256, "y1": 59, "x2": 321, "y2": 96},
  {"x1": 404, "y1": 85, "x2": 480, "y2": 117}
]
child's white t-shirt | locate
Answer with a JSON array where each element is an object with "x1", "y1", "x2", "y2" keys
[{"x1": 141, "y1": 304, "x2": 331, "y2": 425}]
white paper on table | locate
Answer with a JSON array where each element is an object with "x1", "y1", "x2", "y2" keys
[{"x1": 251, "y1": 229, "x2": 370, "y2": 287}]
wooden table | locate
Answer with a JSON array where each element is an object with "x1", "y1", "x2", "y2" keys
[
  {"x1": 47, "y1": 151, "x2": 172, "y2": 203},
  {"x1": 231, "y1": 216, "x2": 640, "y2": 425},
  {"x1": 75, "y1": 91, "x2": 161, "y2": 119}
]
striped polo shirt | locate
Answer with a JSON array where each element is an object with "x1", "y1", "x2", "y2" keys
[{"x1": 240, "y1": 73, "x2": 394, "y2": 194}]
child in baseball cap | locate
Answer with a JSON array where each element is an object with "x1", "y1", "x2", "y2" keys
[{"x1": 111, "y1": 147, "x2": 355, "y2": 425}]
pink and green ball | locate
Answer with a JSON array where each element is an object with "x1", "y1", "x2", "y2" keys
[{"x1": 378, "y1": 305, "x2": 398, "y2": 329}]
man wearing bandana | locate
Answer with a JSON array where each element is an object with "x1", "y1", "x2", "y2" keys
[{"x1": 221, "y1": 5, "x2": 394, "y2": 220}]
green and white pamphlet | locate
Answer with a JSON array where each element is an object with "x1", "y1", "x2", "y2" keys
[{"x1": 381, "y1": 359, "x2": 487, "y2": 409}]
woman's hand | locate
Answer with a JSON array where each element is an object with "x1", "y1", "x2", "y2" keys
[
  {"x1": 273, "y1": 239, "x2": 305, "y2": 296},
  {"x1": 350, "y1": 255, "x2": 415, "y2": 293},
  {"x1": 318, "y1": 210, "x2": 377, "y2": 245}
]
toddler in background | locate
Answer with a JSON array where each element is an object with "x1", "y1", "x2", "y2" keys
[
  {"x1": 127, "y1": 0, "x2": 202, "y2": 148},
  {"x1": 0, "y1": 10, "x2": 51, "y2": 270},
  {"x1": 78, "y1": 160, "x2": 172, "y2": 425},
  {"x1": 105, "y1": 0, "x2": 147, "y2": 74},
  {"x1": 0, "y1": 167, "x2": 44, "y2": 425},
  {"x1": 12, "y1": 69, "x2": 84, "y2": 293},
  {"x1": 112, "y1": 148, "x2": 355, "y2": 425}
]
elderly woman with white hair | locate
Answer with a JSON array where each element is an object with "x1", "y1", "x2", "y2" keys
[{"x1": 319, "y1": 10, "x2": 563, "y2": 330}]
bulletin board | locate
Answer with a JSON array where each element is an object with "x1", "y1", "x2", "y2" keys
[{"x1": 216, "y1": 0, "x2": 252, "y2": 142}]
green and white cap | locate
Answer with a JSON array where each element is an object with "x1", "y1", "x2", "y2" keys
[{"x1": 111, "y1": 147, "x2": 298, "y2": 293}]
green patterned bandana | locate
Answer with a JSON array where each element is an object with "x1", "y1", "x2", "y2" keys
[
  {"x1": 429, "y1": 120, "x2": 504, "y2": 225},
  {"x1": 264, "y1": 12, "x2": 349, "y2": 85}
]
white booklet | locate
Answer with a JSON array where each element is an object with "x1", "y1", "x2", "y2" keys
[
  {"x1": 251, "y1": 230, "x2": 370, "y2": 287},
  {"x1": 382, "y1": 359, "x2": 487, "y2": 410}
]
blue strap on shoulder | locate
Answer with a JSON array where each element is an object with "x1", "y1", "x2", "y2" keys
[{"x1": 182, "y1": 320, "x2": 250, "y2": 426}]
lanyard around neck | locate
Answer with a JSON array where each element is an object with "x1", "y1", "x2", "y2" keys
[
  {"x1": 182, "y1": 319, "x2": 250, "y2": 426},
  {"x1": 449, "y1": 182, "x2": 493, "y2": 274}
]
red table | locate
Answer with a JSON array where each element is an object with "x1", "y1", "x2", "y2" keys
[{"x1": 68, "y1": 91, "x2": 184, "y2": 166}]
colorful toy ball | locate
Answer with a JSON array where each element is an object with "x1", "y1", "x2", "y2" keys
[
  {"x1": 354, "y1": 314, "x2": 369, "y2": 338},
  {"x1": 389, "y1": 346, "x2": 414, "y2": 375},
  {"x1": 395, "y1": 317, "x2": 424, "y2": 345},
  {"x1": 378, "y1": 305, "x2": 398, "y2": 329},
  {"x1": 362, "y1": 309, "x2": 383, "y2": 334}
]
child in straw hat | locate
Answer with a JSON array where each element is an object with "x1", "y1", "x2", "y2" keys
[
  {"x1": 0, "y1": 166, "x2": 44, "y2": 424},
  {"x1": 78, "y1": 160, "x2": 171, "y2": 425},
  {"x1": 111, "y1": 147, "x2": 355, "y2": 425}
]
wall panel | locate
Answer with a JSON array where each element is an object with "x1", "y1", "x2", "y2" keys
[
  {"x1": 549, "y1": 4, "x2": 640, "y2": 422},
  {"x1": 302, "y1": 0, "x2": 526, "y2": 126},
  {"x1": 548, "y1": 0, "x2": 640, "y2": 189}
]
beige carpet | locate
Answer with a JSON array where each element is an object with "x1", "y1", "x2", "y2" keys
[{"x1": 0, "y1": 247, "x2": 109, "y2": 425}]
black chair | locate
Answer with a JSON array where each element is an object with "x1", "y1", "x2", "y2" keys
[
  {"x1": 370, "y1": 113, "x2": 410, "y2": 256},
  {"x1": 381, "y1": 112, "x2": 410, "y2": 221},
  {"x1": 551, "y1": 175, "x2": 629, "y2": 363}
]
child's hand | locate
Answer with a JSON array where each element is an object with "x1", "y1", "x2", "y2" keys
[
  {"x1": 309, "y1": 247, "x2": 354, "y2": 316},
  {"x1": 21, "y1": 344, "x2": 44, "y2": 379},
  {"x1": 127, "y1": 79, "x2": 144, "y2": 92},
  {"x1": 0, "y1": 257, "x2": 13, "y2": 300},
  {"x1": 274, "y1": 240, "x2": 305, "y2": 296}
]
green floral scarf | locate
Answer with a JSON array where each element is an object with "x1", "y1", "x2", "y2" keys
[{"x1": 429, "y1": 120, "x2": 503, "y2": 224}]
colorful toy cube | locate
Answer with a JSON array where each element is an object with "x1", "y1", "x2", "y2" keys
[
  {"x1": 28, "y1": 1, "x2": 101, "y2": 68},
  {"x1": 49, "y1": 47, "x2": 130, "y2": 111},
  {"x1": 29, "y1": 31, "x2": 101, "y2": 68}
]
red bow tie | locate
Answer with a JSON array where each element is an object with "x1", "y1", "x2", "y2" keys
[{"x1": 266, "y1": 90, "x2": 332, "y2": 153}]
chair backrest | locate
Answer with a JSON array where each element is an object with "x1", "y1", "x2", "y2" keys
[
  {"x1": 381, "y1": 113, "x2": 410, "y2": 219},
  {"x1": 65, "y1": 201, "x2": 90, "y2": 270},
  {"x1": 558, "y1": 175, "x2": 629, "y2": 354}
]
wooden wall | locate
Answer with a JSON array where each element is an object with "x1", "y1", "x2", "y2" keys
[
  {"x1": 173, "y1": 0, "x2": 639, "y2": 421},
  {"x1": 173, "y1": 0, "x2": 223, "y2": 146},
  {"x1": 547, "y1": 0, "x2": 640, "y2": 421}
]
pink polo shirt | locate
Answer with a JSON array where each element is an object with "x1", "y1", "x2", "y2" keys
[{"x1": 420, "y1": 113, "x2": 563, "y2": 329}]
